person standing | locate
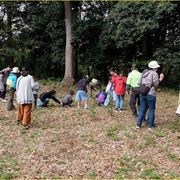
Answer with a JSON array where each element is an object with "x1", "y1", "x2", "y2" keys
[
  {"x1": 6, "y1": 67, "x2": 20, "y2": 111},
  {"x1": 104, "y1": 68, "x2": 118, "y2": 107},
  {"x1": 126, "y1": 64, "x2": 142, "y2": 118},
  {"x1": 16, "y1": 67, "x2": 35, "y2": 128},
  {"x1": 76, "y1": 75, "x2": 89, "y2": 109},
  {"x1": 136, "y1": 61, "x2": 164, "y2": 130},
  {"x1": 0, "y1": 65, "x2": 13, "y2": 102},
  {"x1": 112, "y1": 72, "x2": 127, "y2": 112},
  {"x1": 32, "y1": 76, "x2": 40, "y2": 108}
]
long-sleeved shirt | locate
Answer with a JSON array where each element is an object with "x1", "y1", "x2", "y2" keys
[
  {"x1": 39, "y1": 92, "x2": 61, "y2": 104},
  {"x1": 33, "y1": 81, "x2": 40, "y2": 95},
  {"x1": 126, "y1": 70, "x2": 141, "y2": 88}
]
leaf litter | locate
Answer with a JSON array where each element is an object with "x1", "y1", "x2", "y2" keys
[{"x1": 0, "y1": 85, "x2": 180, "y2": 179}]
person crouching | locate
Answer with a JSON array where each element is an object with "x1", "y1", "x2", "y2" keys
[
  {"x1": 62, "y1": 91, "x2": 74, "y2": 107},
  {"x1": 96, "y1": 89, "x2": 107, "y2": 106},
  {"x1": 38, "y1": 90, "x2": 61, "y2": 107}
]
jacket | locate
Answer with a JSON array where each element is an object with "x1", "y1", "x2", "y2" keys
[
  {"x1": 0, "y1": 68, "x2": 11, "y2": 84},
  {"x1": 7, "y1": 73, "x2": 17, "y2": 89},
  {"x1": 39, "y1": 92, "x2": 61, "y2": 104},
  {"x1": 77, "y1": 78, "x2": 88, "y2": 92},
  {"x1": 138, "y1": 69, "x2": 159, "y2": 96},
  {"x1": 0, "y1": 77, "x2": 4, "y2": 91},
  {"x1": 97, "y1": 92, "x2": 106, "y2": 104},
  {"x1": 126, "y1": 70, "x2": 141, "y2": 88},
  {"x1": 16, "y1": 75, "x2": 34, "y2": 104},
  {"x1": 62, "y1": 94, "x2": 72, "y2": 104},
  {"x1": 111, "y1": 73, "x2": 118, "y2": 83},
  {"x1": 113, "y1": 76, "x2": 127, "y2": 95}
]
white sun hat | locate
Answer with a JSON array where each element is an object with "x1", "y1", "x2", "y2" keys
[
  {"x1": 11, "y1": 67, "x2": 20, "y2": 74},
  {"x1": 148, "y1": 61, "x2": 160, "y2": 69}
]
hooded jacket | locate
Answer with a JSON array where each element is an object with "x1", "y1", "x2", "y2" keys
[
  {"x1": 113, "y1": 76, "x2": 127, "y2": 95},
  {"x1": 77, "y1": 78, "x2": 88, "y2": 92},
  {"x1": 138, "y1": 69, "x2": 160, "y2": 96}
]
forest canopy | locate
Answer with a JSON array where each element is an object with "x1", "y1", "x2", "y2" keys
[{"x1": 0, "y1": 1, "x2": 180, "y2": 86}]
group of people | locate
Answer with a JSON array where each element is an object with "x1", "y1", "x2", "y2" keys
[
  {"x1": 0, "y1": 66, "x2": 75, "y2": 128},
  {"x1": 75, "y1": 61, "x2": 164, "y2": 130},
  {"x1": 0, "y1": 60, "x2": 165, "y2": 130}
]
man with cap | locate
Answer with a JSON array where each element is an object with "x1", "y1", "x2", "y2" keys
[
  {"x1": 136, "y1": 61, "x2": 164, "y2": 130},
  {"x1": 89, "y1": 78, "x2": 102, "y2": 98},
  {"x1": 0, "y1": 65, "x2": 13, "y2": 102},
  {"x1": 126, "y1": 64, "x2": 142, "y2": 118},
  {"x1": 6, "y1": 67, "x2": 20, "y2": 111}
]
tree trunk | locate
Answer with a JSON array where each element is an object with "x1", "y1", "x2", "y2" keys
[
  {"x1": 6, "y1": 4, "x2": 14, "y2": 66},
  {"x1": 61, "y1": 1, "x2": 75, "y2": 86},
  {"x1": 142, "y1": 35, "x2": 152, "y2": 60}
]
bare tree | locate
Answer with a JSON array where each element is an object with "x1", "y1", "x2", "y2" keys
[{"x1": 61, "y1": 1, "x2": 75, "y2": 86}]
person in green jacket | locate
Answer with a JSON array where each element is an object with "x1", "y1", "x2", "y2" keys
[{"x1": 126, "y1": 64, "x2": 141, "y2": 118}]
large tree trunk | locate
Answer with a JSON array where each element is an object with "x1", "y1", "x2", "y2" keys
[{"x1": 61, "y1": 1, "x2": 75, "y2": 86}]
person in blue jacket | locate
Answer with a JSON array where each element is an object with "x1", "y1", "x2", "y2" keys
[{"x1": 6, "y1": 67, "x2": 20, "y2": 111}]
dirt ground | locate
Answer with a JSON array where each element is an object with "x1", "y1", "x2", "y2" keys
[{"x1": 0, "y1": 83, "x2": 180, "y2": 179}]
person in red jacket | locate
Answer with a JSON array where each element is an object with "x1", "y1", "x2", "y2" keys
[{"x1": 112, "y1": 72, "x2": 127, "y2": 112}]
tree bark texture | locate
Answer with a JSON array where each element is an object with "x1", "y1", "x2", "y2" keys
[
  {"x1": 61, "y1": 1, "x2": 75, "y2": 86},
  {"x1": 6, "y1": 4, "x2": 14, "y2": 66}
]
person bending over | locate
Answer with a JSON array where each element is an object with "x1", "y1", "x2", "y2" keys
[
  {"x1": 76, "y1": 75, "x2": 89, "y2": 109},
  {"x1": 38, "y1": 90, "x2": 61, "y2": 107}
]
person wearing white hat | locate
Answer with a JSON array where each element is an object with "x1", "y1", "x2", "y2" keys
[
  {"x1": 6, "y1": 67, "x2": 20, "y2": 111},
  {"x1": 148, "y1": 61, "x2": 160, "y2": 69},
  {"x1": 136, "y1": 61, "x2": 164, "y2": 130}
]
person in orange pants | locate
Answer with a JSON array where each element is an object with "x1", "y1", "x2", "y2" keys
[
  {"x1": 16, "y1": 67, "x2": 35, "y2": 128},
  {"x1": 17, "y1": 104, "x2": 32, "y2": 126}
]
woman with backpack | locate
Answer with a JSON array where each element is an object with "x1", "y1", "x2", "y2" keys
[{"x1": 136, "y1": 61, "x2": 164, "y2": 130}]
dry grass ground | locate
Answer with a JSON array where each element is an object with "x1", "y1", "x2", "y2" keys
[{"x1": 0, "y1": 82, "x2": 180, "y2": 179}]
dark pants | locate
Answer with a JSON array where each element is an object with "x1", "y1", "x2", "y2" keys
[
  {"x1": 33, "y1": 94, "x2": 38, "y2": 108},
  {"x1": 7, "y1": 87, "x2": 16, "y2": 111},
  {"x1": 62, "y1": 100, "x2": 73, "y2": 107},
  {"x1": 130, "y1": 88, "x2": 140, "y2": 112},
  {"x1": 0, "y1": 84, "x2": 7, "y2": 99},
  {"x1": 137, "y1": 95, "x2": 156, "y2": 128}
]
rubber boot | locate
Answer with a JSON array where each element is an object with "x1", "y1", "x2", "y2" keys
[{"x1": 132, "y1": 109, "x2": 138, "y2": 118}]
